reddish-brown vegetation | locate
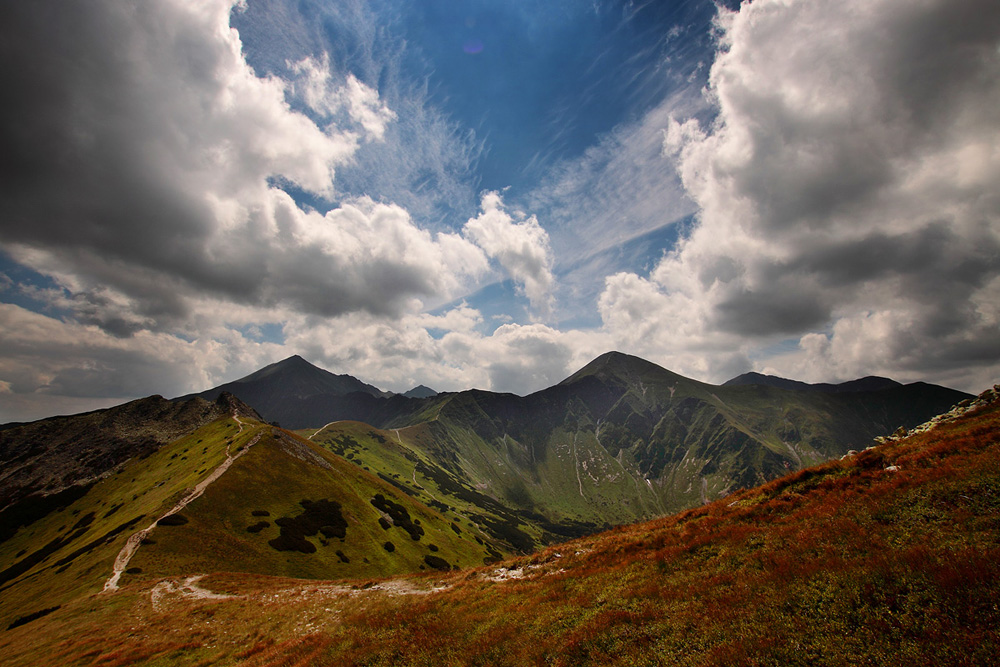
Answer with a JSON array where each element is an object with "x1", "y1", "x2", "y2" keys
[{"x1": 1, "y1": 399, "x2": 998, "y2": 666}]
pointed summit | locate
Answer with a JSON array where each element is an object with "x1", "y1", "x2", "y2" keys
[
  {"x1": 403, "y1": 385, "x2": 438, "y2": 399},
  {"x1": 174, "y1": 356, "x2": 389, "y2": 427},
  {"x1": 559, "y1": 351, "x2": 688, "y2": 387}
]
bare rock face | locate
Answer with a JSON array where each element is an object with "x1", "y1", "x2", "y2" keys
[
  {"x1": 0, "y1": 395, "x2": 228, "y2": 513},
  {"x1": 214, "y1": 391, "x2": 263, "y2": 422}
]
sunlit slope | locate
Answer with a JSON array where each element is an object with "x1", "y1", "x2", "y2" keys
[
  {"x1": 0, "y1": 413, "x2": 257, "y2": 630},
  {"x1": 3, "y1": 386, "x2": 996, "y2": 667},
  {"x1": 308, "y1": 419, "x2": 573, "y2": 555},
  {"x1": 0, "y1": 413, "x2": 489, "y2": 631},
  {"x1": 129, "y1": 424, "x2": 492, "y2": 582},
  {"x1": 0, "y1": 394, "x2": 234, "y2": 512}
]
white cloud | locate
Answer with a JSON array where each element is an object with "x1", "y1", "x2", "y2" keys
[
  {"x1": 463, "y1": 192, "x2": 556, "y2": 318},
  {"x1": 0, "y1": 302, "x2": 283, "y2": 421},
  {"x1": 281, "y1": 306, "x2": 611, "y2": 396},
  {"x1": 596, "y1": 0, "x2": 1000, "y2": 391},
  {"x1": 527, "y1": 88, "x2": 704, "y2": 266},
  {"x1": 289, "y1": 53, "x2": 396, "y2": 141}
]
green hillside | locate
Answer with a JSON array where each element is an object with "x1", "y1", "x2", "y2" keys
[
  {"x1": 312, "y1": 352, "x2": 969, "y2": 552},
  {"x1": 0, "y1": 409, "x2": 491, "y2": 632}
]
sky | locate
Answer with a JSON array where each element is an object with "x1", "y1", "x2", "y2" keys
[{"x1": 1, "y1": 0, "x2": 999, "y2": 423}]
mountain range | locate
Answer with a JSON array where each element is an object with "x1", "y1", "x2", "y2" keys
[
  {"x1": 0, "y1": 351, "x2": 969, "y2": 588},
  {"x1": 176, "y1": 352, "x2": 970, "y2": 533},
  {"x1": 0, "y1": 366, "x2": 996, "y2": 665}
]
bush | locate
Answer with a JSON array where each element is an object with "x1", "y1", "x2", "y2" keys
[
  {"x1": 268, "y1": 499, "x2": 348, "y2": 554},
  {"x1": 370, "y1": 494, "x2": 424, "y2": 541},
  {"x1": 423, "y1": 555, "x2": 451, "y2": 571}
]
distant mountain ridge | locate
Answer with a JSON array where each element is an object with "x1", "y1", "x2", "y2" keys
[
  {"x1": 724, "y1": 371, "x2": 903, "y2": 393},
  {"x1": 299, "y1": 350, "x2": 971, "y2": 551}
]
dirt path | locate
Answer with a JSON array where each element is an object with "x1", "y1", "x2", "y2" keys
[
  {"x1": 308, "y1": 421, "x2": 343, "y2": 440},
  {"x1": 150, "y1": 575, "x2": 237, "y2": 612},
  {"x1": 103, "y1": 416, "x2": 263, "y2": 593},
  {"x1": 572, "y1": 432, "x2": 585, "y2": 498}
]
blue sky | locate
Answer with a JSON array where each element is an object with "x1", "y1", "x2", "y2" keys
[{"x1": 1, "y1": 0, "x2": 998, "y2": 422}]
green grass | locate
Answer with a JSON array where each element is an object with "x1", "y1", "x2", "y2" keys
[
  {"x1": 129, "y1": 425, "x2": 491, "y2": 582},
  {"x1": 0, "y1": 415, "x2": 248, "y2": 629}
]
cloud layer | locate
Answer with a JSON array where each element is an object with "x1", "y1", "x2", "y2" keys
[
  {"x1": 0, "y1": 0, "x2": 565, "y2": 330},
  {"x1": 605, "y1": 0, "x2": 1000, "y2": 389}
]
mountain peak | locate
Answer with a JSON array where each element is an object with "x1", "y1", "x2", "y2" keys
[
  {"x1": 403, "y1": 385, "x2": 438, "y2": 399},
  {"x1": 559, "y1": 351, "x2": 684, "y2": 387},
  {"x1": 174, "y1": 356, "x2": 388, "y2": 426}
]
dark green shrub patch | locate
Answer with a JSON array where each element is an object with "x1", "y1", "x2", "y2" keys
[
  {"x1": 251, "y1": 510, "x2": 270, "y2": 517},
  {"x1": 378, "y1": 517, "x2": 392, "y2": 530},
  {"x1": 370, "y1": 494, "x2": 424, "y2": 540},
  {"x1": 7, "y1": 606, "x2": 60, "y2": 630},
  {"x1": 383, "y1": 541, "x2": 395, "y2": 552},
  {"x1": 336, "y1": 550, "x2": 350, "y2": 563},
  {"x1": 157, "y1": 514, "x2": 189, "y2": 526},
  {"x1": 102, "y1": 503, "x2": 124, "y2": 519},
  {"x1": 423, "y1": 555, "x2": 452, "y2": 571},
  {"x1": 246, "y1": 521, "x2": 270, "y2": 534},
  {"x1": 268, "y1": 499, "x2": 348, "y2": 554},
  {"x1": 320, "y1": 524, "x2": 346, "y2": 539}
]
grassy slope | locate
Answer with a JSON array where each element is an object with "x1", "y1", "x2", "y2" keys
[
  {"x1": 130, "y1": 425, "x2": 491, "y2": 582},
  {"x1": 0, "y1": 414, "x2": 490, "y2": 632},
  {"x1": 324, "y1": 355, "x2": 968, "y2": 554},
  {"x1": 2, "y1": 388, "x2": 997, "y2": 666},
  {"x1": 307, "y1": 421, "x2": 523, "y2": 555}
]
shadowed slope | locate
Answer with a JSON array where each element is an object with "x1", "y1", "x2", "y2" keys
[{"x1": 175, "y1": 355, "x2": 389, "y2": 428}]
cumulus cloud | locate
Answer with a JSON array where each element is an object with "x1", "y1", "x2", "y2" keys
[
  {"x1": 0, "y1": 0, "x2": 492, "y2": 336},
  {"x1": 289, "y1": 54, "x2": 396, "y2": 140},
  {"x1": 463, "y1": 192, "x2": 556, "y2": 318},
  {"x1": 598, "y1": 0, "x2": 1000, "y2": 390}
]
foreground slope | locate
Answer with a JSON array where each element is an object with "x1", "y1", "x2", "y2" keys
[{"x1": 2, "y1": 385, "x2": 997, "y2": 666}]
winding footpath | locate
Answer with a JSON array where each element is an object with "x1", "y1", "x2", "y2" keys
[{"x1": 102, "y1": 414, "x2": 263, "y2": 593}]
